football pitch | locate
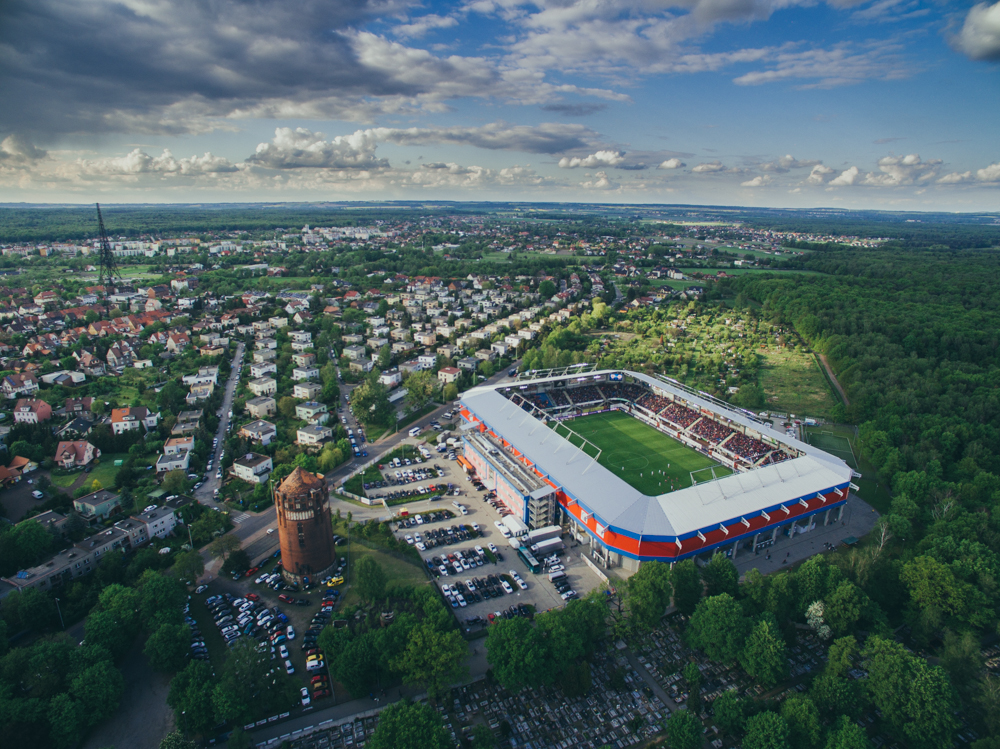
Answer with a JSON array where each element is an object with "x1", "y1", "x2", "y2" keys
[{"x1": 551, "y1": 410, "x2": 730, "y2": 496}]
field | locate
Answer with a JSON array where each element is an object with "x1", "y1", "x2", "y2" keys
[
  {"x1": 759, "y1": 348, "x2": 840, "y2": 419},
  {"x1": 552, "y1": 410, "x2": 729, "y2": 495},
  {"x1": 339, "y1": 540, "x2": 429, "y2": 606}
]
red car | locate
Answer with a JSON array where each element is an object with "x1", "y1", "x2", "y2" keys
[
  {"x1": 278, "y1": 594, "x2": 294, "y2": 603},
  {"x1": 312, "y1": 689, "x2": 331, "y2": 700},
  {"x1": 244, "y1": 567, "x2": 259, "y2": 577},
  {"x1": 246, "y1": 593, "x2": 260, "y2": 602},
  {"x1": 310, "y1": 675, "x2": 329, "y2": 686},
  {"x1": 487, "y1": 612, "x2": 497, "y2": 624},
  {"x1": 305, "y1": 648, "x2": 321, "y2": 658}
]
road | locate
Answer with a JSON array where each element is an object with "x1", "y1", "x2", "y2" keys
[
  {"x1": 818, "y1": 353, "x2": 850, "y2": 407},
  {"x1": 193, "y1": 341, "x2": 245, "y2": 511}
]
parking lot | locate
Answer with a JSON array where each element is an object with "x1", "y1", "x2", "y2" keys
[{"x1": 381, "y1": 443, "x2": 607, "y2": 631}]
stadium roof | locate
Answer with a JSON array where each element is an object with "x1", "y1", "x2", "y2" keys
[{"x1": 459, "y1": 370, "x2": 854, "y2": 540}]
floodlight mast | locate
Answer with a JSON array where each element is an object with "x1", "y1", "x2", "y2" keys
[{"x1": 95, "y1": 203, "x2": 122, "y2": 306}]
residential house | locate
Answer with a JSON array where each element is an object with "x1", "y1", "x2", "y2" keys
[
  {"x1": 64, "y1": 396, "x2": 94, "y2": 415},
  {"x1": 293, "y1": 382, "x2": 321, "y2": 400},
  {"x1": 74, "y1": 489, "x2": 122, "y2": 521},
  {"x1": 230, "y1": 453, "x2": 272, "y2": 484},
  {"x1": 240, "y1": 420, "x2": 277, "y2": 446},
  {"x1": 134, "y1": 506, "x2": 176, "y2": 540},
  {"x1": 2, "y1": 373, "x2": 40, "y2": 398},
  {"x1": 156, "y1": 449, "x2": 190, "y2": 473},
  {"x1": 111, "y1": 406, "x2": 159, "y2": 434},
  {"x1": 163, "y1": 436, "x2": 194, "y2": 455},
  {"x1": 292, "y1": 366, "x2": 319, "y2": 382},
  {"x1": 181, "y1": 366, "x2": 218, "y2": 386},
  {"x1": 291, "y1": 352, "x2": 316, "y2": 368},
  {"x1": 54, "y1": 440, "x2": 100, "y2": 469},
  {"x1": 245, "y1": 396, "x2": 276, "y2": 418},
  {"x1": 349, "y1": 358, "x2": 375, "y2": 374},
  {"x1": 296, "y1": 424, "x2": 332, "y2": 446},
  {"x1": 14, "y1": 398, "x2": 52, "y2": 424},
  {"x1": 248, "y1": 377, "x2": 277, "y2": 397},
  {"x1": 343, "y1": 345, "x2": 366, "y2": 360},
  {"x1": 250, "y1": 361, "x2": 277, "y2": 379},
  {"x1": 378, "y1": 369, "x2": 402, "y2": 388},
  {"x1": 295, "y1": 401, "x2": 329, "y2": 425},
  {"x1": 185, "y1": 382, "x2": 214, "y2": 404},
  {"x1": 437, "y1": 367, "x2": 461, "y2": 384}
]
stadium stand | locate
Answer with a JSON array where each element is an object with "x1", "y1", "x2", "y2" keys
[
  {"x1": 602, "y1": 382, "x2": 645, "y2": 401},
  {"x1": 725, "y1": 432, "x2": 772, "y2": 462},
  {"x1": 691, "y1": 417, "x2": 734, "y2": 444},
  {"x1": 566, "y1": 385, "x2": 604, "y2": 404},
  {"x1": 636, "y1": 392, "x2": 671, "y2": 414},
  {"x1": 661, "y1": 401, "x2": 701, "y2": 429}
]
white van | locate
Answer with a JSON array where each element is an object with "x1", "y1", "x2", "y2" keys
[
  {"x1": 548, "y1": 571, "x2": 567, "y2": 583},
  {"x1": 408, "y1": 426, "x2": 421, "y2": 437}
]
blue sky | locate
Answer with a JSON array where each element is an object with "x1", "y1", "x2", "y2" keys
[{"x1": 0, "y1": 0, "x2": 997, "y2": 209}]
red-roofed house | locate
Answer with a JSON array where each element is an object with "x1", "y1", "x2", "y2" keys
[
  {"x1": 14, "y1": 398, "x2": 52, "y2": 424},
  {"x1": 54, "y1": 440, "x2": 100, "y2": 469}
]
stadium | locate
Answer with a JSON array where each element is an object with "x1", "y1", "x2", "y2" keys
[{"x1": 457, "y1": 367, "x2": 859, "y2": 572}]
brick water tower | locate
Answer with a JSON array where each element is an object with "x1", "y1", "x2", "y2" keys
[{"x1": 275, "y1": 467, "x2": 335, "y2": 586}]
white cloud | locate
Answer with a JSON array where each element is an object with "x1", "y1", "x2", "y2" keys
[
  {"x1": 692, "y1": 161, "x2": 725, "y2": 172},
  {"x1": 81, "y1": 148, "x2": 238, "y2": 175},
  {"x1": 732, "y1": 41, "x2": 912, "y2": 88},
  {"x1": 759, "y1": 154, "x2": 819, "y2": 172},
  {"x1": 953, "y1": 1, "x2": 1000, "y2": 61},
  {"x1": 393, "y1": 14, "x2": 460, "y2": 38},
  {"x1": 558, "y1": 150, "x2": 625, "y2": 168},
  {"x1": 580, "y1": 170, "x2": 618, "y2": 189},
  {"x1": 829, "y1": 165, "x2": 862, "y2": 186},
  {"x1": 741, "y1": 175, "x2": 772, "y2": 187},
  {"x1": 938, "y1": 161, "x2": 1000, "y2": 184},
  {"x1": 248, "y1": 128, "x2": 386, "y2": 169},
  {"x1": 862, "y1": 153, "x2": 939, "y2": 186},
  {"x1": 806, "y1": 164, "x2": 835, "y2": 183},
  {"x1": 658, "y1": 158, "x2": 685, "y2": 169}
]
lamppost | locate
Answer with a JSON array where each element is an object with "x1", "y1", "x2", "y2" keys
[{"x1": 54, "y1": 597, "x2": 65, "y2": 630}]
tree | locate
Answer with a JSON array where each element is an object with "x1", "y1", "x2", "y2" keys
[
  {"x1": 222, "y1": 548, "x2": 251, "y2": 575},
  {"x1": 938, "y1": 629, "x2": 984, "y2": 700},
  {"x1": 71, "y1": 660, "x2": 125, "y2": 727},
  {"x1": 350, "y1": 378, "x2": 393, "y2": 427},
  {"x1": 213, "y1": 639, "x2": 298, "y2": 724},
  {"x1": 780, "y1": 695, "x2": 823, "y2": 749},
  {"x1": 861, "y1": 635, "x2": 958, "y2": 749},
  {"x1": 824, "y1": 715, "x2": 871, "y2": 749},
  {"x1": 404, "y1": 369, "x2": 436, "y2": 412},
  {"x1": 663, "y1": 709, "x2": 702, "y2": 749},
  {"x1": 670, "y1": 559, "x2": 702, "y2": 615},
  {"x1": 354, "y1": 555, "x2": 387, "y2": 604},
  {"x1": 824, "y1": 580, "x2": 868, "y2": 637},
  {"x1": 145, "y1": 622, "x2": 190, "y2": 672},
  {"x1": 740, "y1": 616, "x2": 789, "y2": 687},
  {"x1": 137, "y1": 569, "x2": 186, "y2": 627},
  {"x1": 683, "y1": 661, "x2": 703, "y2": 712},
  {"x1": 208, "y1": 533, "x2": 241, "y2": 560},
  {"x1": 702, "y1": 552, "x2": 739, "y2": 598},
  {"x1": 167, "y1": 660, "x2": 217, "y2": 734},
  {"x1": 392, "y1": 622, "x2": 468, "y2": 699},
  {"x1": 278, "y1": 395, "x2": 297, "y2": 419},
  {"x1": 85, "y1": 609, "x2": 132, "y2": 658},
  {"x1": 161, "y1": 469, "x2": 188, "y2": 495},
  {"x1": 368, "y1": 700, "x2": 451, "y2": 749},
  {"x1": 443, "y1": 382, "x2": 458, "y2": 402},
  {"x1": 48, "y1": 693, "x2": 85, "y2": 749},
  {"x1": 471, "y1": 723, "x2": 494, "y2": 749},
  {"x1": 713, "y1": 690, "x2": 746, "y2": 737},
  {"x1": 627, "y1": 560, "x2": 673, "y2": 632},
  {"x1": 687, "y1": 593, "x2": 750, "y2": 663},
  {"x1": 538, "y1": 280, "x2": 557, "y2": 297},
  {"x1": 172, "y1": 550, "x2": 205, "y2": 583},
  {"x1": 743, "y1": 711, "x2": 791, "y2": 749},
  {"x1": 485, "y1": 616, "x2": 553, "y2": 690}
]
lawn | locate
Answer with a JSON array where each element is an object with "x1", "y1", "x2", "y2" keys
[
  {"x1": 553, "y1": 410, "x2": 729, "y2": 495},
  {"x1": 50, "y1": 453, "x2": 127, "y2": 491},
  {"x1": 759, "y1": 348, "x2": 840, "y2": 419},
  {"x1": 338, "y1": 539, "x2": 430, "y2": 607}
]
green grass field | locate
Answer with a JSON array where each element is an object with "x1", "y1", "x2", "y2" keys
[
  {"x1": 805, "y1": 426, "x2": 892, "y2": 514},
  {"x1": 759, "y1": 348, "x2": 840, "y2": 419},
  {"x1": 552, "y1": 410, "x2": 729, "y2": 495}
]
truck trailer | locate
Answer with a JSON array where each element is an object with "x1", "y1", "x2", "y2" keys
[
  {"x1": 530, "y1": 537, "x2": 565, "y2": 556},
  {"x1": 525, "y1": 525, "x2": 561, "y2": 545}
]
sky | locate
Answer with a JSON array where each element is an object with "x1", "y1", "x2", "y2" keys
[{"x1": 0, "y1": 0, "x2": 998, "y2": 210}]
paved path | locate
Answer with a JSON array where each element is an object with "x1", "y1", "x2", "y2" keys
[
  {"x1": 623, "y1": 648, "x2": 676, "y2": 714},
  {"x1": 193, "y1": 341, "x2": 245, "y2": 511},
  {"x1": 734, "y1": 493, "x2": 878, "y2": 578},
  {"x1": 818, "y1": 353, "x2": 850, "y2": 407}
]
